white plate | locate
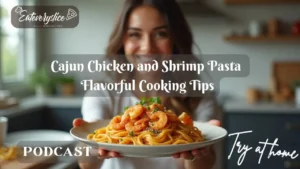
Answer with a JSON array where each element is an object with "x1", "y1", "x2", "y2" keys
[
  {"x1": 5, "y1": 130, "x2": 76, "y2": 147},
  {"x1": 70, "y1": 120, "x2": 227, "y2": 157}
]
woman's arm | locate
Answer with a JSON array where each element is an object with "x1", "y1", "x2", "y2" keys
[
  {"x1": 77, "y1": 90, "x2": 113, "y2": 169},
  {"x1": 74, "y1": 119, "x2": 123, "y2": 169},
  {"x1": 75, "y1": 141, "x2": 104, "y2": 169},
  {"x1": 176, "y1": 120, "x2": 221, "y2": 169},
  {"x1": 175, "y1": 97, "x2": 222, "y2": 169},
  {"x1": 185, "y1": 96, "x2": 222, "y2": 169}
]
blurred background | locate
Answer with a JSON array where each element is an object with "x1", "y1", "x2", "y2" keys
[{"x1": 0, "y1": 0, "x2": 300, "y2": 169}]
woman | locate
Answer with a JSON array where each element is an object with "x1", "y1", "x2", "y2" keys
[{"x1": 73, "y1": 0, "x2": 221, "y2": 169}]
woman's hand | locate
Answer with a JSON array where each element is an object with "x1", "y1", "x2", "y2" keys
[
  {"x1": 172, "y1": 119, "x2": 221, "y2": 161},
  {"x1": 73, "y1": 118, "x2": 123, "y2": 159}
]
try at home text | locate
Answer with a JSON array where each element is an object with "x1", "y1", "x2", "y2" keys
[{"x1": 228, "y1": 130, "x2": 299, "y2": 166}]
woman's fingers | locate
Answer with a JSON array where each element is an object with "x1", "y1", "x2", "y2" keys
[
  {"x1": 198, "y1": 147, "x2": 209, "y2": 156},
  {"x1": 173, "y1": 153, "x2": 180, "y2": 158},
  {"x1": 208, "y1": 119, "x2": 222, "y2": 126},
  {"x1": 108, "y1": 151, "x2": 123, "y2": 158},
  {"x1": 97, "y1": 149, "x2": 123, "y2": 159},
  {"x1": 98, "y1": 149, "x2": 108, "y2": 157},
  {"x1": 191, "y1": 149, "x2": 200, "y2": 156},
  {"x1": 73, "y1": 118, "x2": 85, "y2": 127},
  {"x1": 180, "y1": 151, "x2": 193, "y2": 159},
  {"x1": 173, "y1": 146, "x2": 212, "y2": 160}
]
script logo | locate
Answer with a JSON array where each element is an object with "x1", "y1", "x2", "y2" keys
[{"x1": 11, "y1": 6, "x2": 79, "y2": 28}]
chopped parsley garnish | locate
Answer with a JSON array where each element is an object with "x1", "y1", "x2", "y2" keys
[
  {"x1": 152, "y1": 107, "x2": 159, "y2": 112},
  {"x1": 129, "y1": 131, "x2": 134, "y2": 137},
  {"x1": 135, "y1": 97, "x2": 162, "y2": 106},
  {"x1": 120, "y1": 138, "x2": 123, "y2": 142},
  {"x1": 124, "y1": 106, "x2": 129, "y2": 111},
  {"x1": 93, "y1": 131, "x2": 96, "y2": 134},
  {"x1": 148, "y1": 97, "x2": 161, "y2": 104},
  {"x1": 105, "y1": 141, "x2": 108, "y2": 143},
  {"x1": 140, "y1": 97, "x2": 147, "y2": 105}
]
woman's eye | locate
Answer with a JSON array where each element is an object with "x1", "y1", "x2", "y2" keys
[
  {"x1": 128, "y1": 32, "x2": 141, "y2": 39},
  {"x1": 154, "y1": 31, "x2": 169, "y2": 38}
]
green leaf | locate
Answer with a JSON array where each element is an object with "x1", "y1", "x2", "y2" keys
[
  {"x1": 129, "y1": 131, "x2": 134, "y2": 137},
  {"x1": 54, "y1": 76, "x2": 75, "y2": 84},
  {"x1": 27, "y1": 64, "x2": 51, "y2": 88},
  {"x1": 140, "y1": 97, "x2": 147, "y2": 105},
  {"x1": 153, "y1": 107, "x2": 159, "y2": 112},
  {"x1": 124, "y1": 106, "x2": 129, "y2": 111},
  {"x1": 149, "y1": 97, "x2": 161, "y2": 104}
]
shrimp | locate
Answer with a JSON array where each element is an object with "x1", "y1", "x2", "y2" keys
[
  {"x1": 146, "y1": 103, "x2": 165, "y2": 117},
  {"x1": 123, "y1": 105, "x2": 144, "y2": 120},
  {"x1": 110, "y1": 115, "x2": 130, "y2": 130},
  {"x1": 149, "y1": 103, "x2": 164, "y2": 111},
  {"x1": 125, "y1": 117, "x2": 149, "y2": 132},
  {"x1": 178, "y1": 112, "x2": 193, "y2": 127},
  {"x1": 165, "y1": 110, "x2": 179, "y2": 122},
  {"x1": 148, "y1": 111, "x2": 168, "y2": 130}
]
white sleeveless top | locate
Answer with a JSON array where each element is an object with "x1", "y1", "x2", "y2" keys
[{"x1": 81, "y1": 90, "x2": 219, "y2": 169}]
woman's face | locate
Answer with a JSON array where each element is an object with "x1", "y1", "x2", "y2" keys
[{"x1": 123, "y1": 5, "x2": 173, "y2": 66}]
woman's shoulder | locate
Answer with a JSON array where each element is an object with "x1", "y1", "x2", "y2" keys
[{"x1": 193, "y1": 95, "x2": 221, "y2": 122}]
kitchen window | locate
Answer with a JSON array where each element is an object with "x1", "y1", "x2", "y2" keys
[
  {"x1": 0, "y1": 0, "x2": 25, "y2": 84},
  {"x1": 0, "y1": 0, "x2": 37, "y2": 95}
]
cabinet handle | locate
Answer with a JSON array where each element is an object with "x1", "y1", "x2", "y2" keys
[
  {"x1": 284, "y1": 161, "x2": 300, "y2": 168},
  {"x1": 285, "y1": 123, "x2": 300, "y2": 131}
]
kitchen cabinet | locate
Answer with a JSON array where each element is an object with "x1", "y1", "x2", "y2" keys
[
  {"x1": 225, "y1": 0, "x2": 300, "y2": 5},
  {"x1": 7, "y1": 107, "x2": 47, "y2": 133},
  {"x1": 44, "y1": 108, "x2": 82, "y2": 132},
  {"x1": 224, "y1": 35, "x2": 300, "y2": 43},
  {"x1": 7, "y1": 107, "x2": 82, "y2": 133},
  {"x1": 224, "y1": 112, "x2": 300, "y2": 169}
]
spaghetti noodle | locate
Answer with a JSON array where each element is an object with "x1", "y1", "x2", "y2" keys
[
  {"x1": 0, "y1": 146, "x2": 19, "y2": 160},
  {"x1": 87, "y1": 97, "x2": 204, "y2": 145}
]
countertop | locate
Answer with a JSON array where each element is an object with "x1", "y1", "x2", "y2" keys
[
  {"x1": 0, "y1": 96, "x2": 83, "y2": 117},
  {"x1": 1, "y1": 96, "x2": 300, "y2": 117},
  {"x1": 0, "y1": 96, "x2": 83, "y2": 169},
  {"x1": 223, "y1": 100, "x2": 300, "y2": 113}
]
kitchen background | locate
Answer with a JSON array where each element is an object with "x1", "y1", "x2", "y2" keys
[
  {"x1": 0, "y1": 0, "x2": 300, "y2": 169},
  {"x1": 40, "y1": 0, "x2": 300, "y2": 100}
]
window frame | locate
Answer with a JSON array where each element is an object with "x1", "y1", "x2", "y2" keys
[
  {"x1": 1, "y1": 29, "x2": 26, "y2": 83},
  {"x1": 0, "y1": 0, "x2": 37, "y2": 97}
]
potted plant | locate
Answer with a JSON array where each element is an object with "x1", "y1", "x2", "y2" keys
[
  {"x1": 27, "y1": 65, "x2": 51, "y2": 97},
  {"x1": 55, "y1": 76, "x2": 76, "y2": 96}
]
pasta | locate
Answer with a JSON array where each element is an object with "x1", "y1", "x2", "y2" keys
[
  {"x1": 0, "y1": 146, "x2": 19, "y2": 160},
  {"x1": 87, "y1": 97, "x2": 204, "y2": 145}
]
